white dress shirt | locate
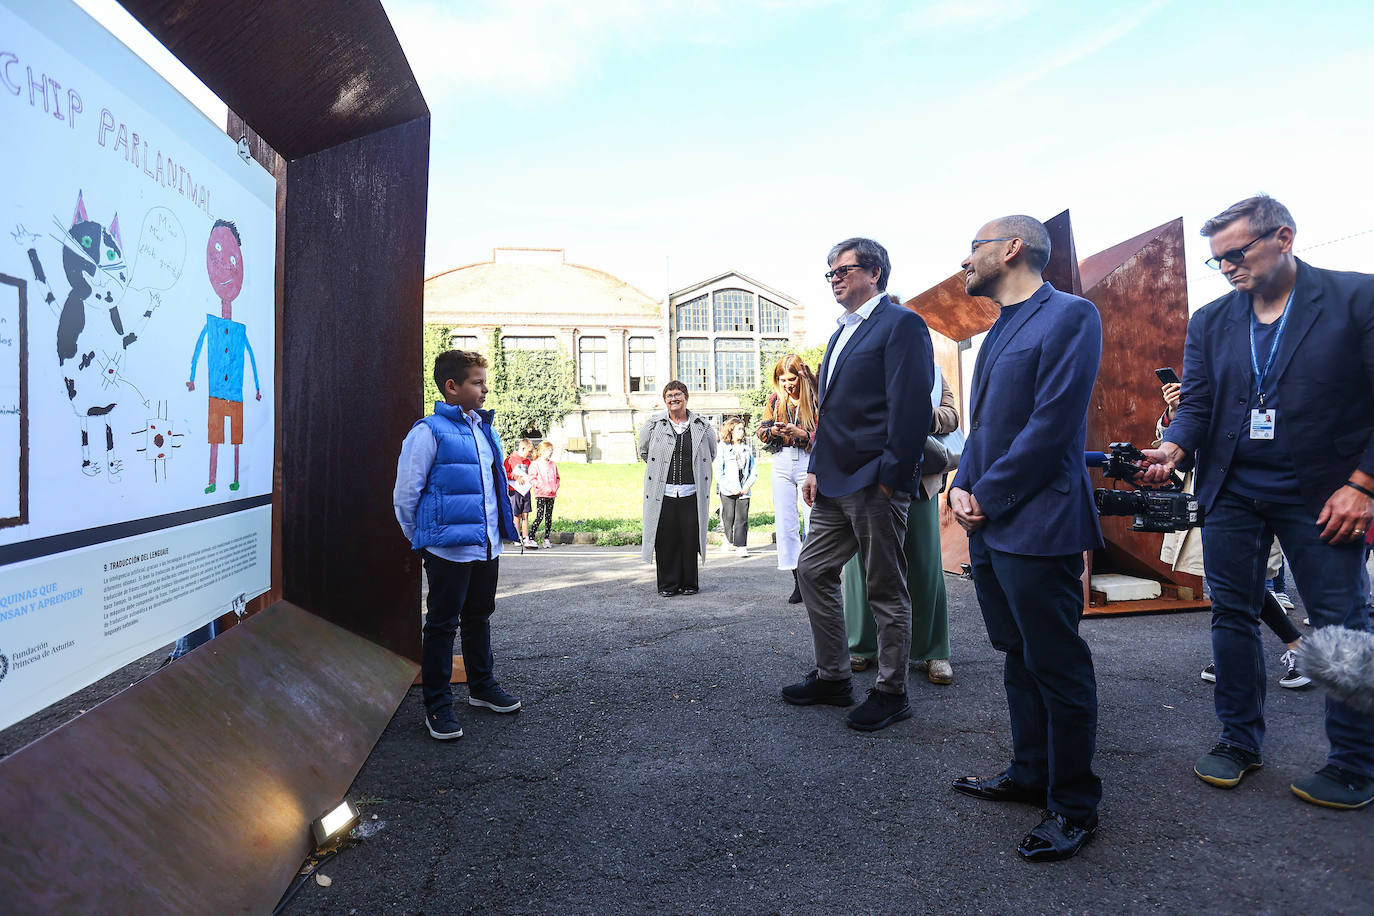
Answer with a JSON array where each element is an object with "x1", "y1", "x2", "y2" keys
[
  {"x1": 393, "y1": 407, "x2": 503, "y2": 563},
  {"x1": 825, "y1": 292, "x2": 884, "y2": 389}
]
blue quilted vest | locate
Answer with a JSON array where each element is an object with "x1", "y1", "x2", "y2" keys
[{"x1": 412, "y1": 402, "x2": 516, "y2": 552}]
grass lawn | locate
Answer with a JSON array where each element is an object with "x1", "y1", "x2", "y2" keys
[{"x1": 540, "y1": 461, "x2": 782, "y2": 539}]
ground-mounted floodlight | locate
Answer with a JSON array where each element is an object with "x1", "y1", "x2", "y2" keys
[{"x1": 310, "y1": 800, "x2": 359, "y2": 849}]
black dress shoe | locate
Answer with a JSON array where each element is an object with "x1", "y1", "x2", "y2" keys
[
  {"x1": 658, "y1": 587, "x2": 678, "y2": 597},
  {"x1": 1017, "y1": 810, "x2": 1097, "y2": 862},
  {"x1": 952, "y1": 770, "x2": 1046, "y2": 805},
  {"x1": 679, "y1": 586, "x2": 699, "y2": 595}
]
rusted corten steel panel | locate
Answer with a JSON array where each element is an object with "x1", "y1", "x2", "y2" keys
[
  {"x1": 906, "y1": 209, "x2": 1081, "y2": 343},
  {"x1": 0, "y1": 602, "x2": 418, "y2": 915},
  {"x1": 281, "y1": 117, "x2": 429, "y2": 662},
  {"x1": 118, "y1": 0, "x2": 429, "y2": 161},
  {"x1": 1080, "y1": 218, "x2": 1199, "y2": 589}
]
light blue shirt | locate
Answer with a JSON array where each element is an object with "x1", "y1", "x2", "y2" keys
[
  {"x1": 825, "y1": 293, "x2": 884, "y2": 389},
  {"x1": 393, "y1": 407, "x2": 504, "y2": 563}
]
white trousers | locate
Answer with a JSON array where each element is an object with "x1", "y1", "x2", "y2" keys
[{"x1": 772, "y1": 446, "x2": 811, "y2": 570}]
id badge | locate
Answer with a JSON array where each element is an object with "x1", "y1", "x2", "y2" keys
[{"x1": 1250, "y1": 408, "x2": 1276, "y2": 440}]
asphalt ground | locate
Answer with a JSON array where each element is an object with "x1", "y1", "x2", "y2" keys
[
  {"x1": 4, "y1": 544, "x2": 1370, "y2": 914},
  {"x1": 297, "y1": 543, "x2": 1369, "y2": 915}
]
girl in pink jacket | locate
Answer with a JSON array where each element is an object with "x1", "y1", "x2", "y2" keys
[{"x1": 529, "y1": 441, "x2": 561, "y2": 548}]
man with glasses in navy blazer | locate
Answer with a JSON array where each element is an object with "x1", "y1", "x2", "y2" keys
[
  {"x1": 780, "y1": 237, "x2": 934, "y2": 733},
  {"x1": 947, "y1": 214, "x2": 1104, "y2": 862},
  {"x1": 1141, "y1": 195, "x2": 1374, "y2": 812}
]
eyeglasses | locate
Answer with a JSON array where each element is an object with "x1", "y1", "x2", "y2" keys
[
  {"x1": 1204, "y1": 227, "x2": 1278, "y2": 270},
  {"x1": 824, "y1": 264, "x2": 867, "y2": 282},
  {"x1": 969, "y1": 237, "x2": 1015, "y2": 254}
]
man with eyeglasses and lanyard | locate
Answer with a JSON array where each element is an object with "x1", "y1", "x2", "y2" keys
[{"x1": 1140, "y1": 194, "x2": 1374, "y2": 811}]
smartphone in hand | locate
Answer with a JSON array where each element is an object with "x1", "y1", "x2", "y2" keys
[{"x1": 1155, "y1": 367, "x2": 1180, "y2": 385}]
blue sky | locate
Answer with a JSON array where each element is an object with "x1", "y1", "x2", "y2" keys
[{"x1": 81, "y1": 0, "x2": 1374, "y2": 345}]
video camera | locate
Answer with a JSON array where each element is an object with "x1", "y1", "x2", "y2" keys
[{"x1": 1085, "y1": 442, "x2": 1202, "y2": 533}]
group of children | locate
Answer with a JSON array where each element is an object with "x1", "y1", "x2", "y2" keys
[{"x1": 504, "y1": 438, "x2": 560, "y2": 549}]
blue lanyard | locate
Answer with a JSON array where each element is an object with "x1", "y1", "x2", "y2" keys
[{"x1": 1248, "y1": 286, "x2": 1295, "y2": 407}]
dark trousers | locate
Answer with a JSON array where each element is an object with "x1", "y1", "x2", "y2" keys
[
  {"x1": 656, "y1": 495, "x2": 699, "y2": 591},
  {"x1": 532, "y1": 497, "x2": 556, "y2": 538},
  {"x1": 969, "y1": 532, "x2": 1102, "y2": 822},
  {"x1": 421, "y1": 551, "x2": 500, "y2": 712},
  {"x1": 1203, "y1": 490, "x2": 1374, "y2": 776},
  {"x1": 720, "y1": 494, "x2": 750, "y2": 546}
]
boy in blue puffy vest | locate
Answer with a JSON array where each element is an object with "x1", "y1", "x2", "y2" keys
[{"x1": 393, "y1": 350, "x2": 521, "y2": 740}]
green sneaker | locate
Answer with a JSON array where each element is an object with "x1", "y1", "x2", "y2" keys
[
  {"x1": 1194, "y1": 742, "x2": 1262, "y2": 788},
  {"x1": 1291, "y1": 765, "x2": 1374, "y2": 810},
  {"x1": 204, "y1": 483, "x2": 216, "y2": 494}
]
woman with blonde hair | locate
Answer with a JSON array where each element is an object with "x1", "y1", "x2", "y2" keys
[{"x1": 757, "y1": 354, "x2": 819, "y2": 603}]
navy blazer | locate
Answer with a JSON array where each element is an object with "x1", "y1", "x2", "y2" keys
[
  {"x1": 809, "y1": 296, "x2": 934, "y2": 498},
  {"x1": 951, "y1": 282, "x2": 1103, "y2": 556},
  {"x1": 1163, "y1": 260, "x2": 1374, "y2": 517}
]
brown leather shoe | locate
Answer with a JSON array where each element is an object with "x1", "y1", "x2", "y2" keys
[
  {"x1": 927, "y1": 658, "x2": 953, "y2": 684},
  {"x1": 849, "y1": 655, "x2": 873, "y2": 672}
]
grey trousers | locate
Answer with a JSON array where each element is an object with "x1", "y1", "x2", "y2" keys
[{"x1": 797, "y1": 484, "x2": 912, "y2": 694}]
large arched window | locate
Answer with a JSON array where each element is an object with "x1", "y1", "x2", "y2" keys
[
  {"x1": 713, "y1": 289, "x2": 754, "y2": 333},
  {"x1": 759, "y1": 297, "x2": 789, "y2": 335},
  {"x1": 676, "y1": 294, "x2": 709, "y2": 332}
]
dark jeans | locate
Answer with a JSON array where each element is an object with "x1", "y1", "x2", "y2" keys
[
  {"x1": 655, "y1": 495, "x2": 699, "y2": 592},
  {"x1": 720, "y1": 494, "x2": 750, "y2": 546},
  {"x1": 969, "y1": 532, "x2": 1101, "y2": 822},
  {"x1": 532, "y1": 497, "x2": 555, "y2": 539},
  {"x1": 421, "y1": 551, "x2": 500, "y2": 712},
  {"x1": 1202, "y1": 489, "x2": 1374, "y2": 777}
]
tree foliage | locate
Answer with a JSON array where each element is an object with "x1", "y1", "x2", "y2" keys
[
  {"x1": 485, "y1": 328, "x2": 581, "y2": 447},
  {"x1": 420, "y1": 323, "x2": 454, "y2": 411}
]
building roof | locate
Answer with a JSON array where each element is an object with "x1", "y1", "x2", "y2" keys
[
  {"x1": 425, "y1": 248, "x2": 662, "y2": 325},
  {"x1": 669, "y1": 269, "x2": 800, "y2": 307}
]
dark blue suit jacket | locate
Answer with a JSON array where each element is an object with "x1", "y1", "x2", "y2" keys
[
  {"x1": 809, "y1": 296, "x2": 934, "y2": 498},
  {"x1": 1163, "y1": 260, "x2": 1374, "y2": 517},
  {"x1": 951, "y1": 282, "x2": 1103, "y2": 556}
]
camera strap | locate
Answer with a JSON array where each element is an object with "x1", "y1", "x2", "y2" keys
[{"x1": 1248, "y1": 285, "x2": 1295, "y2": 408}]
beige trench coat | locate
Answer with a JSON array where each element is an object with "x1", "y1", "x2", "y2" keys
[{"x1": 639, "y1": 411, "x2": 717, "y2": 563}]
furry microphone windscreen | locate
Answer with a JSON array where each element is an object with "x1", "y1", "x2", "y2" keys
[{"x1": 1296, "y1": 627, "x2": 1374, "y2": 713}]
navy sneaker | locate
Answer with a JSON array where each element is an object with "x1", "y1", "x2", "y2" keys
[
  {"x1": 425, "y1": 706, "x2": 463, "y2": 740},
  {"x1": 1194, "y1": 742, "x2": 1262, "y2": 788},
  {"x1": 469, "y1": 684, "x2": 522, "y2": 713},
  {"x1": 1291, "y1": 765, "x2": 1374, "y2": 810},
  {"x1": 846, "y1": 688, "x2": 912, "y2": 731}
]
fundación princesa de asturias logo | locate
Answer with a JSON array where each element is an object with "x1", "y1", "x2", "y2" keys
[{"x1": 0, "y1": 650, "x2": 8, "y2": 684}]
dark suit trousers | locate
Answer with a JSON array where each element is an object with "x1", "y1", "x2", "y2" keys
[{"x1": 969, "y1": 532, "x2": 1102, "y2": 822}]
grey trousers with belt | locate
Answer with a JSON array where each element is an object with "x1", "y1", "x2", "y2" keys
[{"x1": 797, "y1": 484, "x2": 912, "y2": 694}]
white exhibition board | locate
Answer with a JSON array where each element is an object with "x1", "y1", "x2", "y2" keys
[{"x1": 0, "y1": 0, "x2": 274, "y2": 730}]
